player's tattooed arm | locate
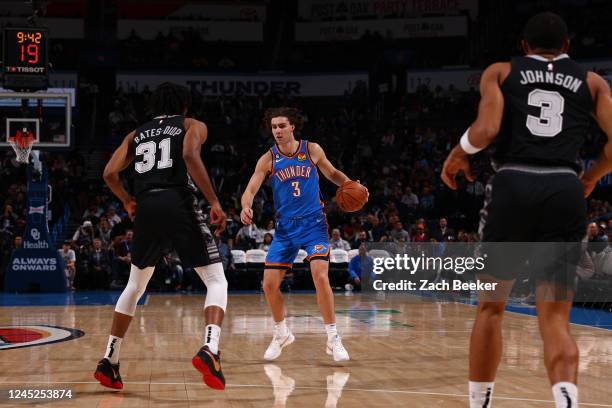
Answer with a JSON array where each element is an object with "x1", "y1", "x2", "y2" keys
[
  {"x1": 307, "y1": 142, "x2": 351, "y2": 186},
  {"x1": 581, "y1": 72, "x2": 612, "y2": 197},
  {"x1": 103, "y1": 131, "x2": 136, "y2": 217},
  {"x1": 240, "y1": 152, "x2": 271, "y2": 225},
  {"x1": 183, "y1": 119, "x2": 227, "y2": 234}
]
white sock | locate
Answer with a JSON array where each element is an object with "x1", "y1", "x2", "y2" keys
[
  {"x1": 104, "y1": 335, "x2": 122, "y2": 365},
  {"x1": 552, "y1": 382, "x2": 578, "y2": 408},
  {"x1": 275, "y1": 319, "x2": 288, "y2": 337},
  {"x1": 469, "y1": 381, "x2": 494, "y2": 408},
  {"x1": 325, "y1": 323, "x2": 338, "y2": 341},
  {"x1": 204, "y1": 324, "x2": 221, "y2": 354}
]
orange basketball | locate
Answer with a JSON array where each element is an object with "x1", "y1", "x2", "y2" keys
[{"x1": 336, "y1": 181, "x2": 368, "y2": 212}]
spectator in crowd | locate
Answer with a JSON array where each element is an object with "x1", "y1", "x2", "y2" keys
[
  {"x1": 110, "y1": 232, "x2": 131, "y2": 288},
  {"x1": 587, "y1": 221, "x2": 609, "y2": 254},
  {"x1": 260, "y1": 219, "x2": 276, "y2": 238},
  {"x1": 0, "y1": 235, "x2": 23, "y2": 288},
  {"x1": 82, "y1": 202, "x2": 104, "y2": 220},
  {"x1": 351, "y1": 230, "x2": 368, "y2": 249},
  {"x1": 419, "y1": 186, "x2": 435, "y2": 213},
  {"x1": 412, "y1": 223, "x2": 428, "y2": 242},
  {"x1": 13, "y1": 235, "x2": 23, "y2": 249},
  {"x1": 347, "y1": 243, "x2": 375, "y2": 291},
  {"x1": 365, "y1": 213, "x2": 387, "y2": 242},
  {"x1": 215, "y1": 234, "x2": 234, "y2": 276},
  {"x1": 0, "y1": 204, "x2": 17, "y2": 233},
  {"x1": 156, "y1": 251, "x2": 183, "y2": 291},
  {"x1": 73, "y1": 220, "x2": 95, "y2": 249},
  {"x1": 98, "y1": 217, "x2": 112, "y2": 246},
  {"x1": 330, "y1": 228, "x2": 351, "y2": 250},
  {"x1": 87, "y1": 238, "x2": 111, "y2": 289},
  {"x1": 259, "y1": 233, "x2": 274, "y2": 251},
  {"x1": 59, "y1": 240, "x2": 76, "y2": 290},
  {"x1": 235, "y1": 223, "x2": 259, "y2": 250},
  {"x1": 401, "y1": 187, "x2": 419, "y2": 210},
  {"x1": 105, "y1": 207, "x2": 122, "y2": 227},
  {"x1": 125, "y1": 229, "x2": 134, "y2": 252},
  {"x1": 389, "y1": 221, "x2": 410, "y2": 242},
  {"x1": 433, "y1": 217, "x2": 456, "y2": 242}
]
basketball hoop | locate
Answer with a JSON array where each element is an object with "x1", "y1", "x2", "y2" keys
[{"x1": 8, "y1": 131, "x2": 35, "y2": 163}]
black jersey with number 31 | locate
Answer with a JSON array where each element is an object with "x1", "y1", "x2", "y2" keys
[
  {"x1": 491, "y1": 54, "x2": 593, "y2": 172},
  {"x1": 131, "y1": 115, "x2": 196, "y2": 196}
]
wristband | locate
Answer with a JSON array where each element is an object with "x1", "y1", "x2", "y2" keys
[{"x1": 459, "y1": 128, "x2": 483, "y2": 155}]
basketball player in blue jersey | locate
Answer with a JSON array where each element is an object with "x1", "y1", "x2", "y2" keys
[{"x1": 241, "y1": 107, "x2": 366, "y2": 362}]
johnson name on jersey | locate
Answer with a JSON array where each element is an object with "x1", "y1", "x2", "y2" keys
[{"x1": 491, "y1": 54, "x2": 593, "y2": 172}]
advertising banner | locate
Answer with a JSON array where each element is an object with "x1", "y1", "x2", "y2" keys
[
  {"x1": 116, "y1": 73, "x2": 368, "y2": 96},
  {"x1": 298, "y1": 0, "x2": 478, "y2": 20},
  {"x1": 117, "y1": 20, "x2": 263, "y2": 41},
  {"x1": 296, "y1": 16, "x2": 467, "y2": 41},
  {"x1": 168, "y1": 4, "x2": 266, "y2": 21}
]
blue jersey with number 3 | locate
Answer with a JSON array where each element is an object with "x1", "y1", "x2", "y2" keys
[{"x1": 270, "y1": 140, "x2": 323, "y2": 219}]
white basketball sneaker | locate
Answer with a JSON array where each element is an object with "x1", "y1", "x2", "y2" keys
[
  {"x1": 264, "y1": 327, "x2": 295, "y2": 361},
  {"x1": 326, "y1": 335, "x2": 350, "y2": 362}
]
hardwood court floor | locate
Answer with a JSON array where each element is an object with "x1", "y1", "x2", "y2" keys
[{"x1": 0, "y1": 293, "x2": 611, "y2": 407}]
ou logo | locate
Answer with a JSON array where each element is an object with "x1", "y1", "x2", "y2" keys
[{"x1": 31, "y1": 228, "x2": 40, "y2": 241}]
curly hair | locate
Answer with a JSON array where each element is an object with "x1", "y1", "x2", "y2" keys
[
  {"x1": 147, "y1": 82, "x2": 191, "y2": 117},
  {"x1": 264, "y1": 107, "x2": 305, "y2": 132}
]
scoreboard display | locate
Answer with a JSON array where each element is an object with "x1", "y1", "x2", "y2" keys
[{"x1": 2, "y1": 27, "x2": 49, "y2": 90}]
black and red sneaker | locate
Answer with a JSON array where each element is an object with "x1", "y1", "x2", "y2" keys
[
  {"x1": 192, "y1": 345, "x2": 225, "y2": 390},
  {"x1": 94, "y1": 358, "x2": 123, "y2": 390}
]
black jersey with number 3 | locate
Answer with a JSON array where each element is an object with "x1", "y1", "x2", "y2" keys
[
  {"x1": 491, "y1": 54, "x2": 593, "y2": 172},
  {"x1": 131, "y1": 115, "x2": 195, "y2": 197}
]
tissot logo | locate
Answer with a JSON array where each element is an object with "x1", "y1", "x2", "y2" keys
[{"x1": 0, "y1": 325, "x2": 84, "y2": 350}]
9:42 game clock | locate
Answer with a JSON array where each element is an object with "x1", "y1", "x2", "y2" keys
[{"x1": 2, "y1": 27, "x2": 49, "y2": 90}]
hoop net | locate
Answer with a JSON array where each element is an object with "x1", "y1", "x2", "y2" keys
[{"x1": 8, "y1": 133, "x2": 35, "y2": 164}]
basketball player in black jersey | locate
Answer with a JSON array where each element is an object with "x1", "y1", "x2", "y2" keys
[
  {"x1": 441, "y1": 13, "x2": 612, "y2": 408},
  {"x1": 94, "y1": 83, "x2": 230, "y2": 390}
]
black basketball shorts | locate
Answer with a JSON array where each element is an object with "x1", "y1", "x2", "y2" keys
[
  {"x1": 131, "y1": 188, "x2": 221, "y2": 269},
  {"x1": 478, "y1": 165, "x2": 587, "y2": 283}
]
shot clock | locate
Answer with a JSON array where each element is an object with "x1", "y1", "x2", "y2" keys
[{"x1": 2, "y1": 27, "x2": 49, "y2": 90}]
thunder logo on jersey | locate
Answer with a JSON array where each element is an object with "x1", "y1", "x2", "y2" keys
[
  {"x1": 270, "y1": 140, "x2": 323, "y2": 218},
  {"x1": 274, "y1": 165, "x2": 312, "y2": 182}
]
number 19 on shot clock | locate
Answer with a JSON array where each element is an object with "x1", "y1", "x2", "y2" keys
[{"x1": 2, "y1": 27, "x2": 49, "y2": 90}]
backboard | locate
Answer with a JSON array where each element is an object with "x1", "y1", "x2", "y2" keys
[{"x1": 0, "y1": 89, "x2": 74, "y2": 149}]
